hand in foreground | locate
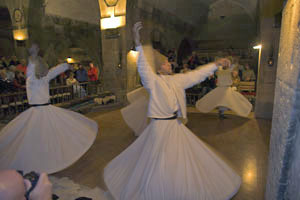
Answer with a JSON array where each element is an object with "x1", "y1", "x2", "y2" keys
[
  {"x1": 25, "y1": 173, "x2": 52, "y2": 200},
  {"x1": 133, "y1": 22, "x2": 143, "y2": 47},
  {"x1": 215, "y1": 58, "x2": 231, "y2": 69}
]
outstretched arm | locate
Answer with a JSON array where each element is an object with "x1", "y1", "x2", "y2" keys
[
  {"x1": 26, "y1": 57, "x2": 36, "y2": 79},
  {"x1": 173, "y1": 58, "x2": 231, "y2": 89},
  {"x1": 134, "y1": 22, "x2": 157, "y2": 89},
  {"x1": 46, "y1": 63, "x2": 70, "y2": 81}
]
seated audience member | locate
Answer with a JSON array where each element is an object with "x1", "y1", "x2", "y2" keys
[
  {"x1": 0, "y1": 69, "x2": 17, "y2": 93},
  {"x1": 17, "y1": 59, "x2": 27, "y2": 75},
  {"x1": 232, "y1": 70, "x2": 240, "y2": 89},
  {"x1": 167, "y1": 49, "x2": 176, "y2": 62},
  {"x1": 236, "y1": 64, "x2": 244, "y2": 80},
  {"x1": 13, "y1": 71, "x2": 26, "y2": 91},
  {"x1": 170, "y1": 61, "x2": 178, "y2": 72},
  {"x1": 9, "y1": 55, "x2": 20, "y2": 66},
  {"x1": 0, "y1": 170, "x2": 52, "y2": 200},
  {"x1": 67, "y1": 72, "x2": 86, "y2": 97},
  {"x1": 1, "y1": 56, "x2": 9, "y2": 68},
  {"x1": 180, "y1": 63, "x2": 191, "y2": 73},
  {"x1": 0, "y1": 68, "x2": 8, "y2": 81},
  {"x1": 87, "y1": 62, "x2": 98, "y2": 82},
  {"x1": 75, "y1": 64, "x2": 88, "y2": 83},
  {"x1": 187, "y1": 51, "x2": 200, "y2": 70},
  {"x1": 200, "y1": 74, "x2": 216, "y2": 97},
  {"x1": 66, "y1": 72, "x2": 78, "y2": 85},
  {"x1": 199, "y1": 57, "x2": 208, "y2": 65},
  {"x1": 6, "y1": 65, "x2": 16, "y2": 82},
  {"x1": 242, "y1": 63, "x2": 256, "y2": 81}
]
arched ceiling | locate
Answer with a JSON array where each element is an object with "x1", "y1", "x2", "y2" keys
[
  {"x1": 138, "y1": 0, "x2": 258, "y2": 26},
  {"x1": 44, "y1": 0, "x2": 100, "y2": 24}
]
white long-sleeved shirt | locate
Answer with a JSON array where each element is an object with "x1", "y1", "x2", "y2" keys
[
  {"x1": 26, "y1": 58, "x2": 69, "y2": 104},
  {"x1": 137, "y1": 45, "x2": 218, "y2": 119}
]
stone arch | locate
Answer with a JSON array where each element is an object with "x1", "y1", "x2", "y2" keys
[{"x1": 208, "y1": 0, "x2": 255, "y2": 22}]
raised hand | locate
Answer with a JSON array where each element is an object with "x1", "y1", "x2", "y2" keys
[
  {"x1": 133, "y1": 22, "x2": 143, "y2": 46},
  {"x1": 215, "y1": 58, "x2": 231, "y2": 69}
]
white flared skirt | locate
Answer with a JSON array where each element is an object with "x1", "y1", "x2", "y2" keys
[
  {"x1": 0, "y1": 105, "x2": 98, "y2": 174},
  {"x1": 196, "y1": 87, "x2": 252, "y2": 117},
  {"x1": 121, "y1": 88, "x2": 149, "y2": 136},
  {"x1": 104, "y1": 119, "x2": 241, "y2": 200},
  {"x1": 121, "y1": 97, "x2": 149, "y2": 136}
]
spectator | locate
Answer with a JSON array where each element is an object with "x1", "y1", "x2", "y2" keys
[
  {"x1": 1, "y1": 56, "x2": 9, "y2": 68},
  {"x1": 6, "y1": 65, "x2": 16, "y2": 82},
  {"x1": 242, "y1": 63, "x2": 256, "y2": 81},
  {"x1": 0, "y1": 170, "x2": 52, "y2": 200},
  {"x1": 17, "y1": 59, "x2": 27, "y2": 75},
  {"x1": 75, "y1": 64, "x2": 88, "y2": 83},
  {"x1": 13, "y1": 71, "x2": 26, "y2": 91},
  {"x1": 180, "y1": 63, "x2": 191, "y2": 73},
  {"x1": 200, "y1": 74, "x2": 216, "y2": 96},
  {"x1": 87, "y1": 62, "x2": 98, "y2": 82},
  {"x1": 9, "y1": 55, "x2": 20, "y2": 66},
  {"x1": 232, "y1": 70, "x2": 240, "y2": 89},
  {"x1": 66, "y1": 72, "x2": 77, "y2": 85},
  {"x1": 199, "y1": 57, "x2": 208, "y2": 65},
  {"x1": 187, "y1": 51, "x2": 200, "y2": 70},
  {"x1": 0, "y1": 68, "x2": 15, "y2": 93},
  {"x1": 167, "y1": 49, "x2": 176, "y2": 62},
  {"x1": 67, "y1": 72, "x2": 86, "y2": 97},
  {"x1": 0, "y1": 68, "x2": 7, "y2": 81}
]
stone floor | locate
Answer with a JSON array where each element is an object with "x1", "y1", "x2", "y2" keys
[{"x1": 54, "y1": 107, "x2": 271, "y2": 200}]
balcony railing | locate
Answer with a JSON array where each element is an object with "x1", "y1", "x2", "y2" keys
[{"x1": 0, "y1": 82, "x2": 116, "y2": 119}]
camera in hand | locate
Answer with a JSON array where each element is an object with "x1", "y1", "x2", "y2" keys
[
  {"x1": 24, "y1": 171, "x2": 40, "y2": 188},
  {"x1": 19, "y1": 171, "x2": 93, "y2": 200},
  {"x1": 23, "y1": 171, "x2": 40, "y2": 200}
]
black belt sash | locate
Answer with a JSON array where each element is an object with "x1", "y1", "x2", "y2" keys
[
  {"x1": 153, "y1": 111, "x2": 178, "y2": 120},
  {"x1": 29, "y1": 103, "x2": 50, "y2": 107}
]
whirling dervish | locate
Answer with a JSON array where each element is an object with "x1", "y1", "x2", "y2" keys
[
  {"x1": 0, "y1": 43, "x2": 98, "y2": 174},
  {"x1": 196, "y1": 60, "x2": 253, "y2": 119},
  {"x1": 104, "y1": 22, "x2": 241, "y2": 200}
]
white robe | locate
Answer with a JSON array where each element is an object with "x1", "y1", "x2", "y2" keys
[
  {"x1": 0, "y1": 59, "x2": 98, "y2": 174},
  {"x1": 121, "y1": 87, "x2": 149, "y2": 136},
  {"x1": 104, "y1": 46, "x2": 241, "y2": 200},
  {"x1": 196, "y1": 67, "x2": 252, "y2": 117}
]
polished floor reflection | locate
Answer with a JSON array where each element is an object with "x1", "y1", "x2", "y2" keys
[{"x1": 55, "y1": 108, "x2": 271, "y2": 200}]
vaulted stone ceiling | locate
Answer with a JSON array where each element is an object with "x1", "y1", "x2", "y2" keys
[{"x1": 138, "y1": 0, "x2": 258, "y2": 26}]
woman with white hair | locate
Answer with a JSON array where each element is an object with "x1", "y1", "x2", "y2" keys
[
  {"x1": 104, "y1": 22, "x2": 241, "y2": 200},
  {"x1": 0, "y1": 43, "x2": 98, "y2": 174}
]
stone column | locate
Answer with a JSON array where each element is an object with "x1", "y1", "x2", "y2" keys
[
  {"x1": 265, "y1": 0, "x2": 300, "y2": 199},
  {"x1": 254, "y1": 7, "x2": 281, "y2": 119},
  {"x1": 101, "y1": 28, "x2": 127, "y2": 102}
]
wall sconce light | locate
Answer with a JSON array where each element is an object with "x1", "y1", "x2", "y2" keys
[
  {"x1": 129, "y1": 48, "x2": 138, "y2": 59},
  {"x1": 98, "y1": 0, "x2": 126, "y2": 30},
  {"x1": 13, "y1": 28, "x2": 28, "y2": 41},
  {"x1": 66, "y1": 57, "x2": 75, "y2": 64},
  {"x1": 267, "y1": 57, "x2": 274, "y2": 67},
  {"x1": 267, "y1": 45, "x2": 274, "y2": 67},
  {"x1": 104, "y1": 0, "x2": 119, "y2": 7},
  {"x1": 253, "y1": 44, "x2": 262, "y2": 50}
]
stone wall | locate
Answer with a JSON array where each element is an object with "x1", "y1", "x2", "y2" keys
[
  {"x1": 254, "y1": 17, "x2": 280, "y2": 119},
  {"x1": 45, "y1": 0, "x2": 100, "y2": 25},
  {"x1": 196, "y1": 0, "x2": 257, "y2": 48},
  {"x1": 254, "y1": 0, "x2": 282, "y2": 119},
  {"x1": 265, "y1": 0, "x2": 300, "y2": 199},
  {"x1": 26, "y1": 0, "x2": 102, "y2": 74}
]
